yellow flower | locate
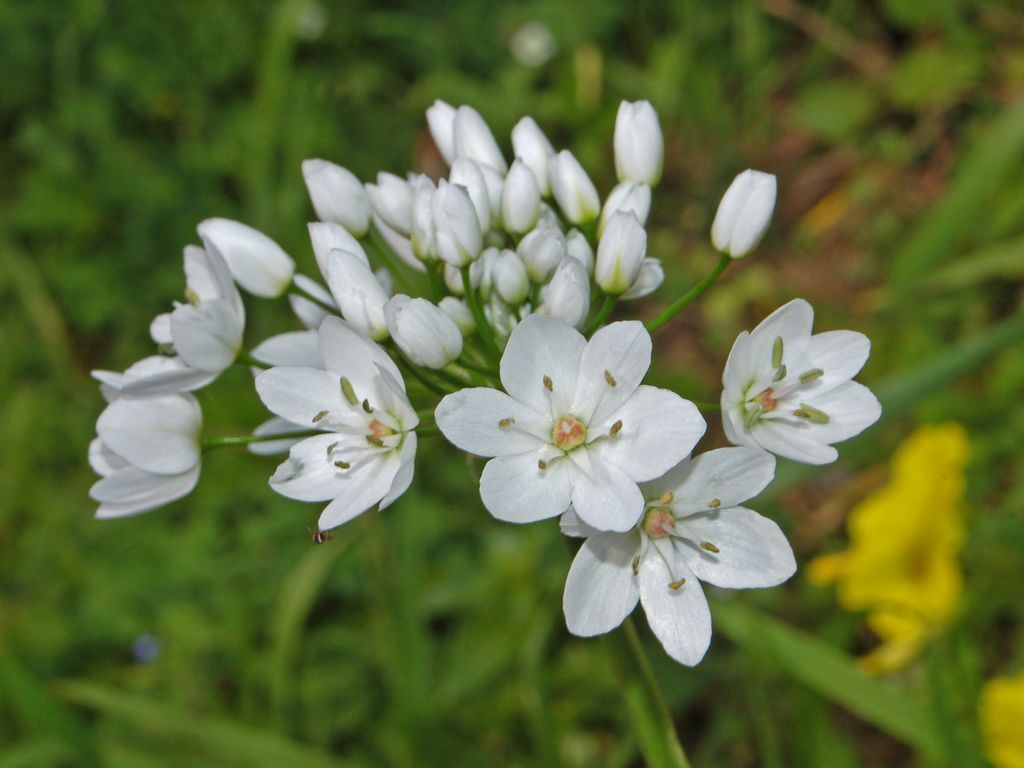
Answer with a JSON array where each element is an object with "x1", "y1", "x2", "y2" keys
[
  {"x1": 981, "y1": 672, "x2": 1024, "y2": 768},
  {"x1": 808, "y1": 423, "x2": 969, "y2": 673}
]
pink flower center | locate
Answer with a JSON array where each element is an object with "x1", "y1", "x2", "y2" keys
[
  {"x1": 551, "y1": 415, "x2": 587, "y2": 451},
  {"x1": 369, "y1": 419, "x2": 396, "y2": 439},
  {"x1": 642, "y1": 506, "x2": 675, "y2": 539},
  {"x1": 752, "y1": 387, "x2": 778, "y2": 412}
]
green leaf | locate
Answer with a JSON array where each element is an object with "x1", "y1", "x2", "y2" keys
[
  {"x1": 924, "y1": 234, "x2": 1024, "y2": 291},
  {"x1": 713, "y1": 601, "x2": 944, "y2": 760}
]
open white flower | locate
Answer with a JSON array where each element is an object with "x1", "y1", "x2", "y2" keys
[
  {"x1": 197, "y1": 218, "x2": 295, "y2": 298},
  {"x1": 562, "y1": 447, "x2": 793, "y2": 666},
  {"x1": 721, "y1": 299, "x2": 881, "y2": 464},
  {"x1": 435, "y1": 316, "x2": 706, "y2": 531},
  {"x1": 90, "y1": 394, "x2": 203, "y2": 518},
  {"x1": 255, "y1": 317, "x2": 418, "y2": 531}
]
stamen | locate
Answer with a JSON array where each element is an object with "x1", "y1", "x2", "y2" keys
[
  {"x1": 660, "y1": 491, "x2": 674, "y2": 505},
  {"x1": 794, "y1": 403, "x2": 830, "y2": 424},
  {"x1": 498, "y1": 417, "x2": 515, "y2": 429},
  {"x1": 699, "y1": 541, "x2": 720, "y2": 554},
  {"x1": 362, "y1": 399, "x2": 373, "y2": 414},
  {"x1": 743, "y1": 404, "x2": 762, "y2": 428},
  {"x1": 668, "y1": 579, "x2": 687, "y2": 590},
  {"x1": 609, "y1": 420, "x2": 623, "y2": 437},
  {"x1": 542, "y1": 375, "x2": 553, "y2": 391},
  {"x1": 604, "y1": 370, "x2": 618, "y2": 387},
  {"x1": 185, "y1": 288, "x2": 201, "y2": 305},
  {"x1": 340, "y1": 377, "x2": 358, "y2": 405},
  {"x1": 708, "y1": 498, "x2": 721, "y2": 508},
  {"x1": 326, "y1": 441, "x2": 338, "y2": 457},
  {"x1": 631, "y1": 556, "x2": 640, "y2": 575},
  {"x1": 799, "y1": 368, "x2": 824, "y2": 384},
  {"x1": 334, "y1": 460, "x2": 351, "y2": 469},
  {"x1": 538, "y1": 459, "x2": 548, "y2": 471},
  {"x1": 312, "y1": 410, "x2": 329, "y2": 423},
  {"x1": 773, "y1": 364, "x2": 787, "y2": 382},
  {"x1": 772, "y1": 336, "x2": 784, "y2": 369},
  {"x1": 366, "y1": 436, "x2": 385, "y2": 447}
]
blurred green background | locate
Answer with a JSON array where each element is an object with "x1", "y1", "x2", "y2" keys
[{"x1": 2, "y1": 0, "x2": 1023, "y2": 765}]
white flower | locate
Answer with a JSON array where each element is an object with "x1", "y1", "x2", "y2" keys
[
  {"x1": 410, "y1": 176, "x2": 439, "y2": 261},
  {"x1": 435, "y1": 316, "x2": 706, "y2": 531},
  {"x1": 439, "y1": 296, "x2": 475, "y2": 336},
  {"x1": 599, "y1": 181, "x2": 651, "y2": 237},
  {"x1": 711, "y1": 169, "x2": 777, "y2": 258},
  {"x1": 565, "y1": 229, "x2": 594, "y2": 274},
  {"x1": 372, "y1": 213, "x2": 427, "y2": 273},
  {"x1": 197, "y1": 218, "x2": 295, "y2": 298},
  {"x1": 484, "y1": 298, "x2": 518, "y2": 341},
  {"x1": 537, "y1": 258, "x2": 590, "y2": 329},
  {"x1": 511, "y1": 116, "x2": 555, "y2": 196},
  {"x1": 491, "y1": 249, "x2": 530, "y2": 305},
  {"x1": 384, "y1": 294, "x2": 463, "y2": 369},
  {"x1": 561, "y1": 447, "x2": 793, "y2": 666},
  {"x1": 95, "y1": 244, "x2": 244, "y2": 396},
  {"x1": 323, "y1": 249, "x2": 390, "y2": 341},
  {"x1": 426, "y1": 99, "x2": 457, "y2": 165},
  {"x1": 452, "y1": 105, "x2": 507, "y2": 173},
  {"x1": 90, "y1": 394, "x2": 203, "y2": 518},
  {"x1": 621, "y1": 258, "x2": 664, "y2": 301},
  {"x1": 450, "y1": 158, "x2": 493, "y2": 233},
  {"x1": 308, "y1": 221, "x2": 368, "y2": 276},
  {"x1": 548, "y1": 150, "x2": 600, "y2": 225},
  {"x1": 501, "y1": 159, "x2": 541, "y2": 234},
  {"x1": 721, "y1": 299, "x2": 881, "y2": 465},
  {"x1": 288, "y1": 274, "x2": 338, "y2": 330},
  {"x1": 301, "y1": 159, "x2": 371, "y2": 237},
  {"x1": 255, "y1": 317, "x2": 419, "y2": 531},
  {"x1": 366, "y1": 172, "x2": 414, "y2": 237},
  {"x1": 518, "y1": 226, "x2": 566, "y2": 283},
  {"x1": 613, "y1": 100, "x2": 663, "y2": 186},
  {"x1": 595, "y1": 211, "x2": 647, "y2": 295},
  {"x1": 432, "y1": 180, "x2": 484, "y2": 267}
]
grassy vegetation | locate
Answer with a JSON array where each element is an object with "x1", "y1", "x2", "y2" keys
[{"x1": 2, "y1": 1, "x2": 1023, "y2": 765}]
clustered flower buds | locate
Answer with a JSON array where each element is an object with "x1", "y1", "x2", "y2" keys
[{"x1": 89, "y1": 96, "x2": 880, "y2": 668}]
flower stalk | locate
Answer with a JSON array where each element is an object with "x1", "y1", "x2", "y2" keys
[{"x1": 645, "y1": 253, "x2": 731, "y2": 333}]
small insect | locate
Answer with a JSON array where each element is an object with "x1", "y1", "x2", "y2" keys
[{"x1": 309, "y1": 527, "x2": 334, "y2": 544}]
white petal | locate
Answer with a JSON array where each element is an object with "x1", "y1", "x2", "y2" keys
[
  {"x1": 248, "y1": 417, "x2": 307, "y2": 456},
  {"x1": 746, "y1": 299, "x2": 814, "y2": 368},
  {"x1": 317, "y1": 452, "x2": 401, "y2": 530},
  {"x1": 379, "y1": 433, "x2": 417, "y2": 510},
  {"x1": 595, "y1": 386, "x2": 706, "y2": 482},
  {"x1": 569, "y1": 450, "x2": 644, "y2": 532},
  {"x1": 753, "y1": 420, "x2": 838, "y2": 465},
  {"x1": 270, "y1": 434, "x2": 353, "y2": 501},
  {"x1": 184, "y1": 243, "x2": 241, "y2": 314},
  {"x1": 500, "y1": 315, "x2": 586, "y2": 416},
  {"x1": 255, "y1": 366, "x2": 347, "y2": 427},
  {"x1": 92, "y1": 464, "x2": 200, "y2": 519},
  {"x1": 573, "y1": 320, "x2": 652, "y2": 424},
  {"x1": 149, "y1": 313, "x2": 172, "y2": 345},
  {"x1": 642, "y1": 447, "x2": 776, "y2": 515},
  {"x1": 480, "y1": 451, "x2": 572, "y2": 523},
  {"x1": 678, "y1": 506, "x2": 795, "y2": 589},
  {"x1": 801, "y1": 381, "x2": 882, "y2": 444},
  {"x1": 721, "y1": 330, "x2": 756, "y2": 402},
  {"x1": 563, "y1": 532, "x2": 642, "y2": 636},
  {"x1": 804, "y1": 330, "x2": 871, "y2": 396},
  {"x1": 251, "y1": 331, "x2": 322, "y2": 369},
  {"x1": 170, "y1": 299, "x2": 243, "y2": 372},
  {"x1": 198, "y1": 218, "x2": 295, "y2": 298},
  {"x1": 308, "y1": 222, "x2": 368, "y2": 277},
  {"x1": 317, "y1": 316, "x2": 404, "y2": 393},
  {"x1": 89, "y1": 438, "x2": 128, "y2": 476},
  {"x1": 101, "y1": 356, "x2": 219, "y2": 397},
  {"x1": 559, "y1": 507, "x2": 602, "y2": 539},
  {"x1": 435, "y1": 388, "x2": 548, "y2": 457},
  {"x1": 96, "y1": 394, "x2": 201, "y2": 475},
  {"x1": 638, "y1": 553, "x2": 711, "y2": 667}
]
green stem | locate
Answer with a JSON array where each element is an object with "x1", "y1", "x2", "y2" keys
[
  {"x1": 417, "y1": 425, "x2": 441, "y2": 438},
  {"x1": 365, "y1": 225, "x2": 416, "y2": 294},
  {"x1": 603, "y1": 618, "x2": 693, "y2": 768},
  {"x1": 237, "y1": 350, "x2": 272, "y2": 369},
  {"x1": 586, "y1": 294, "x2": 618, "y2": 334},
  {"x1": 454, "y1": 355, "x2": 499, "y2": 379},
  {"x1": 289, "y1": 280, "x2": 337, "y2": 314},
  {"x1": 203, "y1": 430, "x2": 319, "y2": 450},
  {"x1": 461, "y1": 266, "x2": 502, "y2": 364},
  {"x1": 645, "y1": 253, "x2": 731, "y2": 333},
  {"x1": 389, "y1": 344, "x2": 450, "y2": 397},
  {"x1": 693, "y1": 400, "x2": 721, "y2": 413}
]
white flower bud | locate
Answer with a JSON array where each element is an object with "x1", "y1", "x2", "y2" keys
[
  {"x1": 452, "y1": 106, "x2": 507, "y2": 173},
  {"x1": 710, "y1": 169, "x2": 777, "y2": 258},
  {"x1": 511, "y1": 116, "x2": 555, "y2": 196},
  {"x1": 308, "y1": 221, "x2": 368, "y2": 278},
  {"x1": 548, "y1": 150, "x2": 600, "y2": 225},
  {"x1": 595, "y1": 211, "x2": 647, "y2": 295},
  {"x1": 621, "y1": 258, "x2": 664, "y2": 300},
  {"x1": 374, "y1": 267, "x2": 394, "y2": 297},
  {"x1": 501, "y1": 159, "x2": 541, "y2": 234},
  {"x1": 450, "y1": 158, "x2": 492, "y2": 233},
  {"x1": 491, "y1": 249, "x2": 530, "y2": 305},
  {"x1": 197, "y1": 218, "x2": 295, "y2": 298},
  {"x1": 426, "y1": 99, "x2": 457, "y2": 165},
  {"x1": 565, "y1": 229, "x2": 594, "y2": 274},
  {"x1": 384, "y1": 295, "x2": 463, "y2": 369},
  {"x1": 443, "y1": 253, "x2": 488, "y2": 297},
  {"x1": 301, "y1": 159, "x2": 371, "y2": 237},
  {"x1": 372, "y1": 213, "x2": 427, "y2": 274},
  {"x1": 599, "y1": 180, "x2": 651, "y2": 236},
  {"x1": 324, "y1": 249, "x2": 390, "y2": 341},
  {"x1": 517, "y1": 226, "x2": 567, "y2": 283},
  {"x1": 537, "y1": 202, "x2": 561, "y2": 229},
  {"x1": 484, "y1": 298, "x2": 518, "y2": 341},
  {"x1": 366, "y1": 172, "x2": 413, "y2": 236},
  {"x1": 439, "y1": 296, "x2": 475, "y2": 336},
  {"x1": 410, "y1": 177, "x2": 438, "y2": 262},
  {"x1": 538, "y1": 258, "x2": 590, "y2": 329},
  {"x1": 432, "y1": 180, "x2": 484, "y2": 267},
  {"x1": 288, "y1": 273, "x2": 337, "y2": 330},
  {"x1": 613, "y1": 100, "x2": 663, "y2": 186}
]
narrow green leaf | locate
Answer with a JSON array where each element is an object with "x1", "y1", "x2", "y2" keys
[{"x1": 714, "y1": 600, "x2": 944, "y2": 760}]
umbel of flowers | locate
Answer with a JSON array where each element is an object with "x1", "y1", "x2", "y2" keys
[{"x1": 89, "y1": 99, "x2": 881, "y2": 668}]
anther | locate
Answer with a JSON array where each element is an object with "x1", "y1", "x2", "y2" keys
[
  {"x1": 708, "y1": 498, "x2": 721, "y2": 508},
  {"x1": 794, "y1": 403, "x2": 830, "y2": 424},
  {"x1": 185, "y1": 288, "x2": 201, "y2": 305},
  {"x1": 542, "y1": 375, "x2": 553, "y2": 391},
  {"x1": 772, "y1": 336, "x2": 784, "y2": 369},
  {"x1": 334, "y1": 460, "x2": 351, "y2": 469},
  {"x1": 538, "y1": 459, "x2": 548, "y2": 471},
  {"x1": 312, "y1": 410, "x2": 329, "y2": 423},
  {"x1": 699, "y1": 541, "x2": 720, "y2": 554},
  {"x1": 340, "y1": 377, "x2": 358, "y2": 405},
  {"x1": 366, "y1": 436, "x2": 385, "y2": 448},
  {"x1": 773, "y1": 364, "x2": 787, "y2": 382},
  {"x1": 631, "y1": 556, "x2": 640, "y2": 575},
  {"x1": 668, "y1": 579, "x2": 687, "y2": 590},
  {"x1": 660, "y1": 491, "x2": 674, "y2": 505},
  {"x1": 799, "y1": 368, "x2": 824, "y2": 384},
  {"x1": 326, "y1": 441, "x2": 338, "y2": 457},
  {"x1": 498, "y1": 417, "x2": 515, "y2": 429},
  {"x1": 362, "y1": 399, "x2": 373, "y2": 414},
  {"x1": 604, "y1": 370, "x2": 618, "y2": 387},
  {"x1": 609, "y1": 420, "x2": 623, "y2": 437}
]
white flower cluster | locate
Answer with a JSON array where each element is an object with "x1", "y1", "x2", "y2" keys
[{"x1": 88, "y1": 99, "x2": 881, "y2": 666}]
